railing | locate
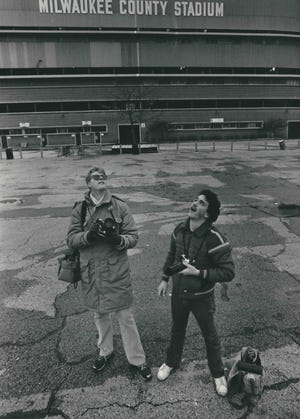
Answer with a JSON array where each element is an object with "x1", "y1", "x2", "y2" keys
[
  {"x1": 0, "y1": 143, "x2": 113, "y2": 159},
  {"x1": 1, "y1": 139, "x2": 299, "y2": 160},
  {"x1": 158, "y1": 138, "x2": 300, "y2": 153}
]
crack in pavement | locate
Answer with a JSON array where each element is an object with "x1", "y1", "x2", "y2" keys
[
  {"x1": 264, "y1": 377, "x2": 299, "y2": 391},
  {"x1": 0, "y1": 325, "x2": 63, "y2": 348},
  {"x1": 46, "y1": 377, "x2": 299, "y2": 418}
]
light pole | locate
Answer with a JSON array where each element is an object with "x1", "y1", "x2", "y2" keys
[{"x1": 99, "y1": 132, "x2": 104, "y2": 155}]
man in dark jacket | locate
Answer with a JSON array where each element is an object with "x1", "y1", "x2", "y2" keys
[
  {"x1": 66, "y1": 167, "x2": 152, "y2": 381},
  {"x1": 157, "y1": 189, "x2": 234, "y2": 396}
]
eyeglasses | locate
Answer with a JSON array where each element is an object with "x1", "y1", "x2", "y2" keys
[{"x1": 90, "y1": 174, "x2": 107, "y2": 181}]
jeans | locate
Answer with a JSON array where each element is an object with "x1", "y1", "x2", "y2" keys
[
  {"x1": 94, "y1": 307, "x2": 146, "y2": 366},
  {"x1": 166, "y1": 292, "x2": 224, "y2": 378}
]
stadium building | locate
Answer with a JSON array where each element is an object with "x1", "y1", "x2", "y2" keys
[{"x1": 0, "y1": 0, "x2": 299, "y2": 150}]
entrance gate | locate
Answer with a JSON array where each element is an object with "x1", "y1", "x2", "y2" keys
[
  {"x1": 118, "y1": 124, "x2": 140, "y2": 145},
  {"x1": 288, "y1": 121, "x2": 300, "y2": 139}
]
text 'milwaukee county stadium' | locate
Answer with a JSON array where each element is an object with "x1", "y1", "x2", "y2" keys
[{"x1": 0, "y1": 0, "x2": 299, "y2": 150}]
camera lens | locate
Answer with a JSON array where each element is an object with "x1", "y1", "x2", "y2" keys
[{"x1": 104, "y1": 218, "x2": 117, "y2": 232}]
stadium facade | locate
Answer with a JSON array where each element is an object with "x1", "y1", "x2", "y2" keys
[{"x1": 0, "y1": 0, "x2": 299, "y2": 149}]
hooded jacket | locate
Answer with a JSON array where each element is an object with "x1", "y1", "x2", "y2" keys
[
  {"x1": 163, "y1": 219, "x2": 234, "y2": 299},
  {"x1": 66, "y1": 189, "x2": 138, "y2": 313}
]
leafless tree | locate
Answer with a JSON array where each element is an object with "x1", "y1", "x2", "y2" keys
[
  {"x1": 114, "y1": 84, "x2": 157, "y2": 154},
  {"x1": 264, "y1": 118, "x2": 286, "y2": 139}
]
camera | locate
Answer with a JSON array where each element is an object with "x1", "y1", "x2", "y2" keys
[
  {"x1": 96, "y1": 217, "x2": 118, "y2": 235},
  {"x1": 165, "y1": 255, "x2": 189, "y2": 276}
]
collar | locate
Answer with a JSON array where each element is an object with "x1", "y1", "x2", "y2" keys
[
  {"x1": 84, "y1": 189, "x2": 113, "y2": 207},
  {"x1": 90, "y1": 193, "x2": 104, "y2": 206},
  {"x1": 181, "y1": 218, "x2": 212, "y2": 237}
]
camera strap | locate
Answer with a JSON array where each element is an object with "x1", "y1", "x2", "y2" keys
[
  {"x1": 80, "y1": 201, "x2": 87, "y2": 230},
  {"x1": 182, "y1": 228, "x2": 209, "y2": 263},
  {"x1": 82, "y1": 201, "x2": 101, "y2": 230}
]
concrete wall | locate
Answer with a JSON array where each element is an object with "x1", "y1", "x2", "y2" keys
[{"x1": 0, "y1": 0, "x2": 299, "y2": 33}]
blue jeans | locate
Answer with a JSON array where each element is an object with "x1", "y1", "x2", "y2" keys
[{"x1": 166, "y1": 292, "x2": 224, "y2": 378}]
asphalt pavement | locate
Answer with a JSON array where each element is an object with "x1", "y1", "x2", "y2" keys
[{"x1": 0, "y1": 143, "x2": 299, "y2": 418}]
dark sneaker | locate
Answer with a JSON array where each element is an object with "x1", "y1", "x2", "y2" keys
[
  {"x1": 130, "y1": 363, "x2": 152, "y2": 381},
  {"x1": 92, "y1": 352, "x2": 114, "y2": 372}
]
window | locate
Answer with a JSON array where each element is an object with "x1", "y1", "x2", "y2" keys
[
  {"x1": 193, "y1": 100, "x2": 216, "y2": 108},
  {"x1": 26, "y1": 128, "x2": 41, "y2": 134},
  {"x1": 217, "y1": 100, "x2": 240, "y2": 108},
  {"x1": 94, "y1": 125, "x2": 108, "y2": 133},
  {"x1": 62, "y1": 102, "x2": 89, "y2": 111},
  {"x1": 1, "y1": 97, "x2": 297, "y2": 117},
  {"x1": 8, "y1": 103, "x2": 35, "y2": 113},
  {"x1": 287, "y1": 79, "x2": 300, "y2": 86},
  {"x1": 90, "y1": 101, "x2": 116, "y2": 110},
  {"x1": 36, "y1": 103, "x2": 62, "y2": 112},
  {"x1": 169, "y1": 121, "x2": 263, "y2": 131},
  {"x1": 210, "y1": 123, "x2": 222, "y2": 129},
  {"x1": 195, "y1": 123, "x2": 210, "y2": 129}
]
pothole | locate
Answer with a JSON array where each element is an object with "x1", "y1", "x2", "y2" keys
[
  {"x1": 248, "y1": 201, "x2": 300, "y2": 218},
  {"x1": 277, "y1": 203, "x2": 300, "y2": 218}
]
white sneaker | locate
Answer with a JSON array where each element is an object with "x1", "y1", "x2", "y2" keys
[
  {"x1": 157, "y1": 363, "x2": 174, "y2": 381},
  {"x1": 214, "y1": 376, "x2": 228, "y2": 397}
]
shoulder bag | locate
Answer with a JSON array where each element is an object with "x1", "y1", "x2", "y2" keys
[{"x1": 58, "y1": 201, "x2": 87, "y2": 288}]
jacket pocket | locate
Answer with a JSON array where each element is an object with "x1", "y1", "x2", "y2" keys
[{"x1": 107, "y1": 254, "x2": 130, "y2": 281}]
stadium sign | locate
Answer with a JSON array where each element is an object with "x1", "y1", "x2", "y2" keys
[{"x1": 38, "y1": 0, "x2": 224, "y2": 17}]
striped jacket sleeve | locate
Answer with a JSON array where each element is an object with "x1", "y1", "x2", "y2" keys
[
  {"x1": 206, "y1": 227, "x2": 235, "y2": 284},
  {"x1": 162, "y1": 231, "x2": 177, "y2": 276}
]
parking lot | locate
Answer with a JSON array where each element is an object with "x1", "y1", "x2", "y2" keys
[{"x1": 0, "y1": 144, "x2": 299, "y2": 418}]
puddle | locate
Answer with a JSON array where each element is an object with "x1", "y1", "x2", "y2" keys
[
  {"x1": 0, "y1": 198, "x2": 23, "y2": 204},
  {"x1": 277, "y1": 203, "x2": 300, "y2": 218},
  {"x1": 248, "y1": 201, "x2": 300, "y2": 218}
]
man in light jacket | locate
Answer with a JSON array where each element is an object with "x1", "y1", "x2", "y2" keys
[
  {"x1": 157, "y1": 189, "x2": 234, "y2": 396},
  {"x1": 67, "y1": 166, "x2": 152, "y2": 380}
]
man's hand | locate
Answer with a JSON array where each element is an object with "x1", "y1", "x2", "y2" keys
[
  {"x1": 105, "y1": 231, "x2": 122, "y2": 245},
  {"x1": 181, "y1": 260, "x2": 200, "y2": 276},
  {"x1": 86, "y1": 221, "x2": 101, "y2": 242},
  {"x1": 158, "y1": 281, "x2": 169, "y2": 297}
]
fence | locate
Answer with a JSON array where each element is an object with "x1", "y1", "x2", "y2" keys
[
  {"x1": 157, "y1": 139, "x2": 300, "y2": 153},
  {"x1": 1, "y1": 139, "x2": 299, "y2": 160}
]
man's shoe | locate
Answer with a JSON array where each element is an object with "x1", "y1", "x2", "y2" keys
[
  {"x1": 214, "y1": 376, "x2": 228, "y2": 397},
  {"x1": 92, "y1": 352, "x2": 114, "y2": 372},
  {"x1": 157, "y1": 363, "x2": 174, "y2": 381},
  {"x1": 130, "y1": 363, "x2": 152, "y2": 381}
]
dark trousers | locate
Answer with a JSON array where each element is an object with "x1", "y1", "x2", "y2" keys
[{"x1": 166, "y1": 292, "x2": 224, "y2": 378}]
